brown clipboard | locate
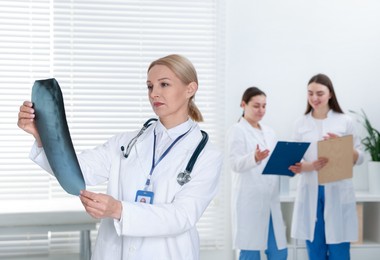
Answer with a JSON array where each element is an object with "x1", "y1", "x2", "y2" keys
[{"x1": 317, "y1": 135, "x2": 353, "y2": 184}]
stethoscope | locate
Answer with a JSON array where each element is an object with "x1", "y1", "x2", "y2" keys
[
  {"x1": 120, "y1": 118, "x2": 209, "y2": 186},
  {"x1": 121, "y1": 118, "x2": 157, "y2": 159}
]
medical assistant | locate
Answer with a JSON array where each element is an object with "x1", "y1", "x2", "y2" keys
[
  {"x1": 228, "y1": 118, "x2": 287, "y2": 250},
  {"x1": 29, "y1": 119, "x2": 223, "y2": 260},
  {"x1": 291, "y1": 110, "x2": 364, "y2": 243}
]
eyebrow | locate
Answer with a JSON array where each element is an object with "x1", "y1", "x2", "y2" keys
[
  {"x1": 146, "y1": 77, "x2": 171, "y2": 84},
  {"x1": 308, "y1": 90, "x2": 325, "y2": 93}
]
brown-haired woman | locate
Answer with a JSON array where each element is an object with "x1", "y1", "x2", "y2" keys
[
  {"x1": 289, "y1": 73, "x2": 364, "y2": 260},
  {"x1": 227, "y1": 86, "x2": 288, "y2": 260}
]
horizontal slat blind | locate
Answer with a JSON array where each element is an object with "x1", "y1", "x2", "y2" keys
[
  {"x1": 0, "y1": 0, "x2": 225, "y2": 256},
  {"x1": 0, "y1": 0, "x2": 51, "y2": 201}
]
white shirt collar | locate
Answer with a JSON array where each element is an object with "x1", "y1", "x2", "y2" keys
[{"x1": 155, "y1": 118, "x2": 194, "y2": 140}]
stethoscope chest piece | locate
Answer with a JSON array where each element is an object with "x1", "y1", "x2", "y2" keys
[{"x1": 177, "y1": 171, "x2": 191, "y2": 186}]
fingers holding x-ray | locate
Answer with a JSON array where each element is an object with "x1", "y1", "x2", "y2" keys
[{"x1": 79, "y1": 190, "x2": 122, "y2": 220}]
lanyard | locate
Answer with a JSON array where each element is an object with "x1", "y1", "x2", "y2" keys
[{"x1": 144, "y1": 128, "x2": 190, "y2": 190}]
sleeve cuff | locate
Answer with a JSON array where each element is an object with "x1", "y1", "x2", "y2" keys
[
  {"x1": 29, "y1": 141, "x2": 54, "y2": 174},
  {"x1": 113, "y1": 202, "x2": 125, "y2": 236},
  {"x1": 249, "y1": 151, "x2": 259, "y2": 167},
  {"x1": 29, "y1": 140, "x2": 44, "y2": 160}
]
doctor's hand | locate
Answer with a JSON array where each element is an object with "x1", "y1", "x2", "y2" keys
[
  {"x1": 289, "y1": 162, "x2": 303, "y2": 174},
  {"x1": 17, "y1": 101, "x2": 42, "y2": 147},
  {"x1": 312, "y1": 157, "x2": 329, "y2": 171},
  {"x1": 323, "y1": 132, "x2": 339, "y2": 140},
  {"x1": 289, "y1": 157, "x2": 329, "y2": 174},
  {"x1": 255, "y1": 144, "x2": 269, "y2": 163},
  {"x1": 324, "y1": 133, "x2": 359, "y2": 163},
  {"x1": 79, "y1": 190, "x2": 122, "y2": 220}
]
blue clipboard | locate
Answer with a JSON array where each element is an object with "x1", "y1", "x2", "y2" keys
[{"x1": 262, "y1": 141, "x2": 310, "y2": 177}]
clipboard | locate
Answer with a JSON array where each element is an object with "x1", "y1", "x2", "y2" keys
[
  {"x1": 318, "y1": 135, "x2": 353, "y2": 184},
  {"x1": 262, "y1": 141, "x2": 310, "y2": 177}
]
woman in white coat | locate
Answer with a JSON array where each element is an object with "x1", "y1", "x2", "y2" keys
[
  {"x1": 289, "y1": 74, "x2": 363, "y2": 260},
  {"x1": 227, "y1": 87, "x2": 288, "y2": 260},
  {"x1": 17, "y1": 54, "x2": 223, "y2": 260}
]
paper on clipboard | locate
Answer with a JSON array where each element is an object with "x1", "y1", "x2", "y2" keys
[
  {"x1": 318, "y1": 135, "x2": 353, "y2": 184},
  {"x1": 262, "y1": 141, "x2": 310, "y2": 177}
]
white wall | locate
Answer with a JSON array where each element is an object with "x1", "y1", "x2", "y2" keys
[
  {"x1": 225, "y1": 0, "x2": 380, "y2": 192},
  {"x1": 206, "y1": 1, "x2": 380, "y2": 259}
]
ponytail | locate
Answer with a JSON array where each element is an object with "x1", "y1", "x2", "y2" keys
[{"x1": 189, "y1": 99, "x2": 203, "y2": 122}]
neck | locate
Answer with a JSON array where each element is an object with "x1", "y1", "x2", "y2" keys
[
  {"x1": 312, "y1": 107, "x2": 330, "y2": 119},
  {"x1": 160, "y1": 115, "x2": 189, "y2": 129}
]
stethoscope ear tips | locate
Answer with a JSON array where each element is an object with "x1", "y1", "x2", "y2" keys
[{"x1": 120, "y1": 146, "x2": 128, "y2": 158}]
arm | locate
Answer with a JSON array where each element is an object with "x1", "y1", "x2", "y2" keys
[
  {"x1": 81, "y1": 146, "x2": 223, "y2": 237},
  {"x1": 123, "y1": 149, "x2": 223, "y2": 237},
  {"x1": 346, "y1": 117, "x2": 364, "y2": 165},
  {"x1": 288, "y1": 117, "x2": 328, "y2": 174},
  {"x1": 289, "y1": 121, "x2": 362, "y2": 174},
  {"x1": 289, "y1": 158, "x2": 328, "y2": 174},
  {"x1": 29, "y1": 126, "x2": 124, "y2": 187}
]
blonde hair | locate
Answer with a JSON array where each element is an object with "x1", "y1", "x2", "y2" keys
[{"x1": 148, "y1": 54, "x2": 203, "y2": 122}]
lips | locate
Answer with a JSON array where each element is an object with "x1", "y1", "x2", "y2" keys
[{"x1": 153, "y1": 101, "x2": 164, "y2": 107}]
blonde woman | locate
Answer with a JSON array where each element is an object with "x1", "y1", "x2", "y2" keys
[{"x1": 18, "y1": 54, "x2": 223, "y2": 260}]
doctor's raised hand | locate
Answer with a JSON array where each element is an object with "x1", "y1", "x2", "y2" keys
[
  {"x1": 17, "y1": 101, "x2": 42, "y2": 147},
  {"x1": 254, "y1": 144, "x2": 269, "y2": 163},
  {"x1": 18, "y1": 54, "x2": 223, "y2": 260}
]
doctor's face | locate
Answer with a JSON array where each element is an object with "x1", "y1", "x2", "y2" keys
[
  {"x1": 307, "y1": 82, "x2": 331, "y2": 111},
  {"x1": 147, "y1": 65, "x2": 195, "y2": 127},
  {"x1": 241, "y1": 94, "x2": 266, "y2": 126}
]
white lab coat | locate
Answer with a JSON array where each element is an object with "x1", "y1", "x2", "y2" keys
[
  {"x1": 227, "y1": 118, "x2": 287, "y2": 250},
  {"x1": 291, "y1": 110, "x2": 364, "y2": 243},
  {"x1": 30, "y1": 120, "x2": 223, "y2": 260}
]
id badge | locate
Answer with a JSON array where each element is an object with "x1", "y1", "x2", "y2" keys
[{"x1": 135, "y1": 190, "x2": 154, "y2": 204}]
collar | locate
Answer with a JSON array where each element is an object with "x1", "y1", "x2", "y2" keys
[
  {"x1": 307, "y1": 109, "x2": 334, "y2": 119},
  {"x1": 240, "y1": 117, "x2": 263, "y2": 131},
  {"x1": 154, "y1": 118, "x2": 195, "y2": 140}
]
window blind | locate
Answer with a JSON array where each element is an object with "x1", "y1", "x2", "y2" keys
[{"x1": 0, "y1": 0, "x2": 225, "y2": 256}]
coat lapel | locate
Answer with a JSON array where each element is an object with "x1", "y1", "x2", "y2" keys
[
  {"x1": 133, "y1": 122, "x2": 203, "y2": 180},
  {"x1": 152, "y1": 126, "x2": 203, "y2": 178},
  {"x1": 133, "y1": 126, "x2": 155, "y2": 178}
]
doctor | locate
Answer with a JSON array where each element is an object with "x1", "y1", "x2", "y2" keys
[
  {"x1": 227, "y1": 87, "x2": 287, "y2": 260},
  {"x1": 17, "y1": 54, "x2": 223, "y2": 260},
  {"x1": 289, "y1": 73, "x2": 363, "y2": 260}
]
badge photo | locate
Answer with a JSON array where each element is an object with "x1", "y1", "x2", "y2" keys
[{"x1": 135, "y1": 190, "x2": 154, "y2": 204}]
